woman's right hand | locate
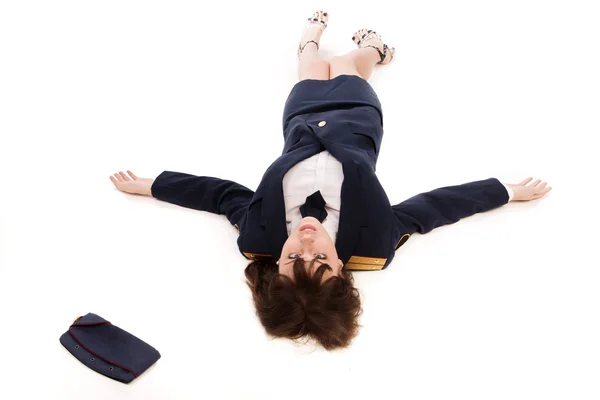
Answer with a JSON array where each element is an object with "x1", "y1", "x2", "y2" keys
[
  {"x1": 506, "y1": 177, "x2": 552, "y2": 201},
  {"x1": 109, "y1": 170, "x2": 154, "y2": 196}
]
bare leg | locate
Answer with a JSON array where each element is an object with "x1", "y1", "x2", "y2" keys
[
  {"x1": 330, "y1": 30, "x2": 395, "y2": 80},
  {"x1": 329, "y1": 48, "x2": 381, "y2": 80},
  {"x1": 298, "y1": 11, "x2": 330, "y2": 81},
  {"x1": 298, "y1": 42, "x2": 329, "y2": 81}
]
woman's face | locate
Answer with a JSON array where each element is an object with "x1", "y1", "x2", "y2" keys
[{"x1": 278, "y1": 216, "x2": 343, "y2": 280}]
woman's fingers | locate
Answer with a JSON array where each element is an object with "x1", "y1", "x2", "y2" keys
[
  {"x1": 119, "y1": 171, "x2": 132, "y2": 181},
  {"x1": 127, "y1": 170, "x2": 139, "y2": 180},
  {"x1": 110, "y1": 170, "x2": 145, "y2": 194},
  {"x1": 529, "y1": 179, "x2": 542, "y2": 187},
  {"x1": 531, "y1": 186, "x2": 552, "y2": 199},
  {"x1": 518, "y1": 177, "x2": 533, "y2": 186},
  {"x1": 109, "y1": 175, "x2": 126, "y2": 192},
  {"x1": 537, "y1": 182, "x2": 547, "y2": 190}
]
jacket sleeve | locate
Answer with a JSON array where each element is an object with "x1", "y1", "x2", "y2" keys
[
  {"x1": 150, "y1": 171, "x2": 254, "y2": 227},
  {"x1": 392, "y1": 177, "x2": 510, "y2": 235}
]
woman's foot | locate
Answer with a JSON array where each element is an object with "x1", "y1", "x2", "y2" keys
[
  {"x1": 298, "y1": 10, "x2": 329, "y2": 59},
  {"x1": 352, "y1": 29, "x2": 395, "y2": 65}
]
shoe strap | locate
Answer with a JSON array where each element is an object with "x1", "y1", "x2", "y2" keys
[
  {"x1": 365, "y1": 44, "x2": 387, "y2": 64},
  {"x1": 298, "y1": 40, "x2": 319, "y2": 59}
]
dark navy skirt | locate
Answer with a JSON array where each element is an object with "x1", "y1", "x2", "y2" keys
[
  {"x1": 281, "y1": 74, "x2": 384, "y2": 165},
  {"x1": 283, "y1": 74, "x2": 383, "y2": 129}
]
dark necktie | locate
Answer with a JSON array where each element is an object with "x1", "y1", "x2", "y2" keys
[{"x1": 300, "y1": 190, "x2": 328, "y2": 223}]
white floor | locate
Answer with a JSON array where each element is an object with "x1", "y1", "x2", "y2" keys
[{"x1": 1, "y1": 1, "x2": 599, "y2": 399}]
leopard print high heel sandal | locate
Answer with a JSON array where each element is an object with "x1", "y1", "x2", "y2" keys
[
  {"x1": 298, "y1": 10, "x2": 329, "y2": 59},
  {"x1": 352, "y1": 29, "x2": 395, "y2": 65}
]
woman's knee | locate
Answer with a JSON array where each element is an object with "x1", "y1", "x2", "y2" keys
[
  {"x1": 329, "y1": 55, "x2": 359, "y2": 79},
  {"x1": 299, "y1": 57, "x2": 330, "y2": 80},
  {"x1": 329, "y1": 55, "x2": 347, "y2": 69},
  {"x1": 312, "y1": 57, "x2": 330, "y2": 73}
]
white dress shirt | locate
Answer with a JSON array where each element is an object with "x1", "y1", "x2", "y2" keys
[
  {"x1": 282, "y1": 151, "x2": 514, "y2": 239},
  {"x1": 283, "y1": 151, "x2": 343, "y2": 241}
]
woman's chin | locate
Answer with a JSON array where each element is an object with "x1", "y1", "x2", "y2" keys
[{"x1": 300, "y1": 216, "x2": 322, "y2": 225}]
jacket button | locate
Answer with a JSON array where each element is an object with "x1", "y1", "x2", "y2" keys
[{"x1": 318, "y1": 121, "x2": 326, "y2": 127}]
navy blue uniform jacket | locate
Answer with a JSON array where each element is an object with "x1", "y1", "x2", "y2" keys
[{"x1": 150, "y1": 75, "x2": 509, "y2": 270}]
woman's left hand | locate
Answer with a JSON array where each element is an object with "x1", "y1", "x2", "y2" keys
[
  {"x1": 109, "y1": 170, "x2": 154, "y2": 196},
  {"x1": 506, "y1": 177, "x2": 552, "y2": 201}
]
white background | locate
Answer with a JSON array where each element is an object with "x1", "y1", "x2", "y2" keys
[{"x1": 1, "y1": 0, "x2": 599, "y2": 399}]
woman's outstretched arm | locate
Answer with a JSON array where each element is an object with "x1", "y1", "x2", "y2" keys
[
  {"x1": 109, "y1": 170, "x2": 254, "y2": 227},
  {"x1": 392, "y1": 177, "x2": 552, "y2": 235}
]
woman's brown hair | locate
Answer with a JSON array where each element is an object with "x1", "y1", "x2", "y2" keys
[{"x1": 244, "y1": 257, "x2": 362, "y2": 350}]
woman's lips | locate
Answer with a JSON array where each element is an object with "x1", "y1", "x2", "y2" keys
[{"x1": 299, "y1": 224, "x2": 317, "y2": 232}]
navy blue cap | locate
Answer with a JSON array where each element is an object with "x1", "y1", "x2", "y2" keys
[{"x1": 60, "y1": 313, "x2": 161, "y2": 384}]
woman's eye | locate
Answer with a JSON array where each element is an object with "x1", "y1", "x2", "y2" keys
[
  {"x1": 315, "y1": 253, "x2": 327, "y2": 260},
  {"x1": 288, "y1": 253, "x2": 300, "y2": 259}
]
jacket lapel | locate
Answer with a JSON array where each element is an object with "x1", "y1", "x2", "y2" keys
[{"x1": 334, "y1": 159, "x2": 367, "y2": 265}]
